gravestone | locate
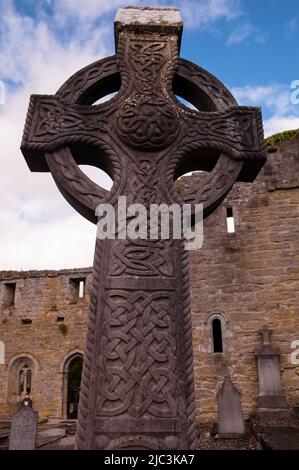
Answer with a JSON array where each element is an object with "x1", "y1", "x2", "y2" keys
[
  {"x1": 21, "y1": 6, "x2": 266, "y2": 449},
  {"x1": 255, "y1": 325, "x2": 289, "y2": 417},
  {"x1": 216, "y1": 376, "x2": 246, "y2": 438},
  {"x1": 9, "y1": 398, "x2": 38, "y2": 450}
]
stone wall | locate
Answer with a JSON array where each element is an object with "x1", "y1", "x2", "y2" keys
[
  {"x1": 0, "y1": 269, "x2": 91, "y2": 418},
  {"x1": 0, "y1": 135, "x2": 298, "y2": 424},
  {"x1": 189, "y1": 134, "x2": 299, "y2": 424}
]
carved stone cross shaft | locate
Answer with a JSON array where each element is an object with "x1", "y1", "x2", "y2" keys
[{"x1": 21, "y1": 7, "x2": 266, "y2": 450}]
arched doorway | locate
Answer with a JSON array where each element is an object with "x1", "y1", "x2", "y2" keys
[{"x1": 66, "y1": 355, "x2": 83, "y2": 419}]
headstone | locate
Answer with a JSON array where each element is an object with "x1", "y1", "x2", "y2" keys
[
  {"x1": 9, "y1": 398, "x2": 38, "y2": 450},
  {"x1": 255, "y1": 325, "x2": 289, "y2": 417},
  {"x1": 216, "y1": 376, "x2": 246, "y2": 438},
  {"x1": 21, "y1": 6, "x2": 266, "y2": 450}
]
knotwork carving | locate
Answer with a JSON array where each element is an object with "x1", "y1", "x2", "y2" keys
[
  {"x1": 97, "y1": 290, "x2": 178, "y2": 418},
  {"x1": 110, "y1": 239, "x2": 174, "y2": 277},
  {"x1": 115, "y1": 96, "x2": 179, "y2": 150},
  {"x1": 129, "y1": 158, "x2": 161, "y2": 204},
  {"x1": 130, "y1": 41, "x2": 167, "y2": 95},
  {"x1": 21, "y1": 6, "x2": 266, "y2": 450},
  {"x1": 115, "y1": 40, "x2": 179, "y2": 149},
  {"x1": 36, "y1": 100, "x2": 108, "y2": 136}
]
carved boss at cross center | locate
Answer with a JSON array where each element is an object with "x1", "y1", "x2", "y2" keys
[{"x1": 21, "y1": 7, "x2": 266, "y2": 450}]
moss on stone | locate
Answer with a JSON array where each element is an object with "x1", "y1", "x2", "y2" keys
[
  {"x1": 265, "y1": 129, "x2": 299, "y2": 152},
  {"x1": 58, "y1": 323, "x2": 68, "y2": 336},
  {"x1": 260, "y1": 197, "x2": 269, "y2": 207}
]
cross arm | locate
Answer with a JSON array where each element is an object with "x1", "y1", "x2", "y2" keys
[
  {"x1": 21, "y1": 94, "x2": 111, "y2": 172},
  {"x1": 177, "y1": 105, "x2": 266, "y2": 182}
]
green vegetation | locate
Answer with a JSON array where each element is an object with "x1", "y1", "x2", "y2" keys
[
  {"x1": 265, "y1": 129, "x2": 298, "y2": 152},
  {"x1": 260, "y1": 197, "x2": 269, "y2": 207},
  {"x1": 58, "y1": 323, "x2": 68, "y2": 336}
]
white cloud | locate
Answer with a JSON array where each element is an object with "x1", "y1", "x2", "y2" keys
[
  {"x1": 226, "y1": 23, "x2": 253, "y2": 45},
  {"x1": 54, "y1": 0, "x2": 131, "y2": 20},
  {"x1": 226, "y1": 22, "x2": 269, "y2": 46},
  {"x1": 54, "y1": 0, "x2": 242, "y2": 30},
  {"x1": 263, "y1": 115, "x2": 299, "y2": 137},
  {"x1": 232, "y1": 84, "x2": 299, "y2": 136},
  {"x1": 0, "y1": 207, "x2": 97, "y2": 270},
  {"x1": 255, "y1": 32, "x2": 269, "y2": 44},
  {"x1": 0, "y1": 0, "x2": 246, "y2": 272},
  {"x1": 285, "y1": 16, "x2": 297, "y2": 39},
  {"x1": 0, "y1": 0, "x2": 113, "y2": 270},
  {"x1": 232, "y1": 84, "x2": 293, "y2": 115},
  {"x1": 179, "y1": 0, "x2": 242, "y2": 30},
  {"x1": 0, "y1": 1, "x2": 297, "y2": 270}
]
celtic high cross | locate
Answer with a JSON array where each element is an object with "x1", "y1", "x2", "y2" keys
[{"x1": 21, "y1": 7, "x2": 266, "y2": 450}]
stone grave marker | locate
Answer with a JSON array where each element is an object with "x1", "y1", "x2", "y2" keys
[
  {"x1": 255, "y1": 325, "x2": 289, "y2": 417},
  {"x1": 217, "y1": 376, "x2": 246, "y2": 438},
  {"x1": 9, "y1": 398, "x2": 38, "y2": 450}
]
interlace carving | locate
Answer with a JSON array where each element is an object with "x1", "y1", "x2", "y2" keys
[
  {"x1": 115, "y1": 39, "x2": 179, "y2": 149},
  {"x1": 116, "y1": 96, "x2": 179, "y2": 150},
  {"x1": 21, "y1": 8, "x2": 266, "y2": 450},
  {"x1": 97, "y1": 290, "x2": 178, "y2": 418},
  {"x1": 131, "y1": 41, "x2": 167, "y2": 95},
  {"x1": 110, "y1": 239, "x2": 174, "y2": 277}
]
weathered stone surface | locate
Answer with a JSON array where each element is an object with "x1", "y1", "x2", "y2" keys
[
  {"x1": 18, "y1": 5, "x2": 265, "y2": 451},
  {"x1": 9, "y1": 401, "x2": 38, "y2": 450},
  {"x1": 255, "y1": 326, "x2": 289, "y2": 415},
  {"x1": 0, "y1": 136, "x2": 298, "y2": 428},
  {"x1": 216, "y1": 376, "x2": 246, "y2": 437},
  {"x1": 0, "y1": 268, "x2": 90, "y2": 419},
  {"x1": 190, "y1": 134, "x2": 299, "y2": 425},
  {"x1": 114, "y1": 6, "x2": 183, "y2": 49},
  {"x1": 254, "y1": 427, "x2": 299, "y2": 450}
]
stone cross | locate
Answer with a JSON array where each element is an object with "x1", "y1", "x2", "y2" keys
[
  {"x1": 21, "y1": 6, "x2": 266, "y2": 450},
  {"x1": 256, "y1": 325, "x2": 289, "y2": 415},
  {"x1": 260, "y1": 324, "x2": 273, "y2": 346}
]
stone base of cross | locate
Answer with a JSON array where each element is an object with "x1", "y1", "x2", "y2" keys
[{"x1": 21, "y1": 7, "x2": 266, "y2": 450}]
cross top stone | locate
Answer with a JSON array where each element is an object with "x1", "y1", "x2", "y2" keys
[
  {"x1": 260, "y1": 325, "x2": 273, "y2": 346},
  {"x1": 21, "y1": 6, "x2": 266, "y2": 450},
  {"x1": 21, "y1": 5, "x2": 265, "y2": 222}
]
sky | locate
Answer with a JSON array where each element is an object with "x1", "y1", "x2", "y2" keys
[{"x1": 0, "y1": 0, "x2": 298, "y2": 270}]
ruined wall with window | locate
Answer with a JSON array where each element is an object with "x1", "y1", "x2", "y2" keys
[
  {"x1": 0, "y1": 268, "x2": 90, "y2": 418},
  {"x1": 189, "y1": 134, "x2": 299, "y2": 424},
  {"x1": 0, "y1": 135, "x2": 298, "y2": 424}
]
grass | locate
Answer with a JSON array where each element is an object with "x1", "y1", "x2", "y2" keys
[{"x1": 265, "y1": 129, "x2": 298, "y2": 152}]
